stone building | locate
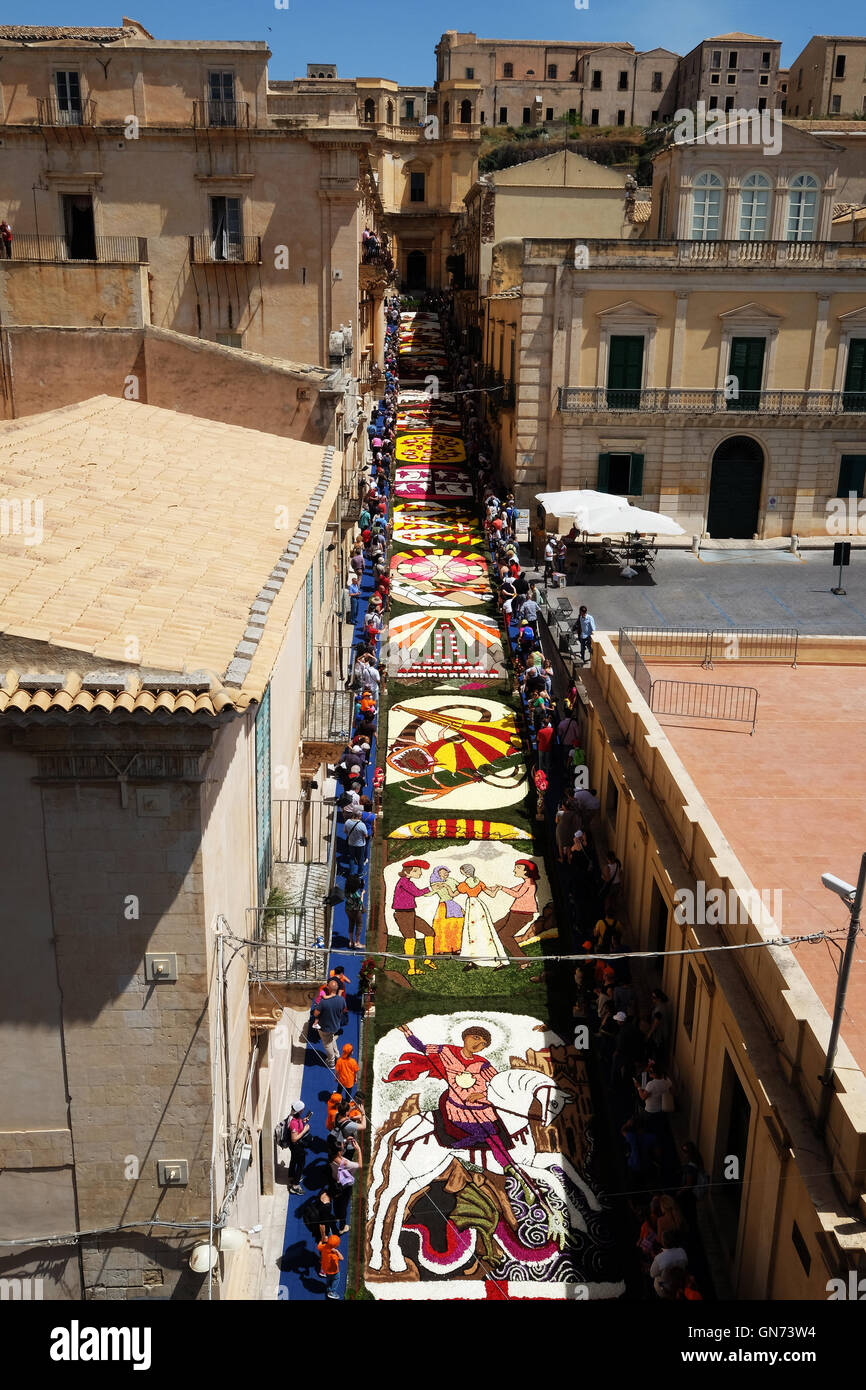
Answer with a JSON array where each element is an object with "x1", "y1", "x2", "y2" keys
[
  {"x1": 581, "y1": 632, "x2": 866, "y2": 1298},
  {"x1": 0, "y1": 20, "x2": 392, "y2": 371},
  {"x1": 454, "y1": 149, "x2": 646, "y2": 353},
  {"x1": 0, "y1": 380, "x2": 357, "y2": 1300},
  {"x1": 675, "y1": 33, "x2": 782, "y2": 115},
  {"x1": 434, "y1": 31, "x2": 679, "y2": 131},
  {"x1": 786, "y1": 36, "x2": 866, "y2": 118},
  {"x1": 477, "y1": 120, "x2": 866, "y2": 538}
]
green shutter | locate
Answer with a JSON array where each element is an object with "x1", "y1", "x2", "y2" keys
[
  {"x1": 628, "y1": 453, "x2": 644, "y2": 496},
  {"x1": 597, "y1": 452, "x2": 610, "y2": 492},
  {"x1": 843, "y1": 340, "x2": 866, "y2": 412},
  {"x1": 838, "y1": 455, "x2": 866, "y2": 499},
  {"x1": 607, "y1": 335, "x2": 644, "y2": 408},
  {"x1": 728, "y1": 337, "x2": 765, "y2": 410},
  {"x1": 255, "y1": 686, "x2": 272, "y2": 906}
]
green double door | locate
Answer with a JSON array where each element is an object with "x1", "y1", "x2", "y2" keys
[
  {"x1": 727, "y1": 337, "x2": 765, "y2": 412},
  {"x1": 606, "y1": 335, "x2": 644, "y2": 409},
  {"x1": 843, "y1": 339, "x2": 866, "y2": 412}
]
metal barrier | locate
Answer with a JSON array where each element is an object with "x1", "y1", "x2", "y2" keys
[
  {"x1": 619, "y1": 626, "x2": 798, "y2": 670},
  {"x1": 650, "y1": 679, "x2": 758, "y2": 735},
  {"x1": 246, "y1": 906, "x2": 329, "y2": 984},
  {"x1": 618, "y1": 632, "x2": 652, "y2": 705},
  {"x1": 706, "y1": 627, "x2": 798, "y2": 667}
]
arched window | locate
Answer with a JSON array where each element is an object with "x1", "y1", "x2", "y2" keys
[
  {"x1": 787, "y1": 172, "x2": 819, "y2": 242},
  {"x1": 691, "y1": 171, "x2": 723, "y2": 241},
  {"x1": 738, "y1": 170, "x2": 771, "y2": 241},
  {"x1": 460, "y1": 98, "x2": 472, "y2": 124},
  {"x1": 386, "y1": 100, "x2": 394, "y2": 124},
  {"x1": 443, "y1": 101, "x2": 450, "y2": 125},
  {"x1": 363, "y1": 98, "x2": 376, "y2": 123}
]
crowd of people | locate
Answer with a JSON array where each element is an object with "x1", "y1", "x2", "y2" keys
[
  {"x1": 274, "y1": 294, "x2": 405, "y2": 1297},
  {"x1": 479, "y1": 444, "x2": 708, "y2": 1300},
  {"x1": 279, "y1": 288, "x2": 710, "y2": 1301}
]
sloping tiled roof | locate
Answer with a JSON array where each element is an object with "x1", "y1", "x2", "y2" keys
[
  {"x1": 704, "y1": 33, "x2": 777, "y2": 42},
  {"x1": 0, "y1": 25, "x2": 136, "y2": 42},
  {"x1": 0, "y1": 397, "x2": 341, "y2": 720}
]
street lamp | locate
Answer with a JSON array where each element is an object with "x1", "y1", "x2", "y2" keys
[{"x1": 816, "y1": 854, "x2": 866, "y2": 1137}]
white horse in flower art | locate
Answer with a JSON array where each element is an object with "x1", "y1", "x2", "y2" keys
[{"x1": 367, "y1": 1067, "x2": 601, "y2": 1275}]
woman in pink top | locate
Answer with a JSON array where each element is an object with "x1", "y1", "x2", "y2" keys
[{"x1": 491, "y1": 860, "x2": 540, "y2": 961}]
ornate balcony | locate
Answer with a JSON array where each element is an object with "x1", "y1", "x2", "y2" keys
[
  {"x1": 558, "y1": 387, "x2": 866, "y2": 416},
  {"x1": 529, "y1": 238, "x2": 866, "y2": 271}
]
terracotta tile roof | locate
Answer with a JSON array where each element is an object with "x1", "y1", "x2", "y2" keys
[
  {"x1": 0, "y1": 397, "x2": 341, "y2": 720},
  {"x1": 704, "y1": 33, "x2": 778, "y2": 42},
  {"x1": 0, "y1": 25, "x2": 135, "y2": 42}
]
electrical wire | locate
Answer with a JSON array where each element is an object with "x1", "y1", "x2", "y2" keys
[{"x1": 235, "y1": 924, "x2": 854, "y2": 970}]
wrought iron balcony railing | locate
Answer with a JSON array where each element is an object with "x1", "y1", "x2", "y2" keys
[
  {"x1": 188, "y1": 234, "x2": 262, "y2": 265},
  {"x1": 558, "y1": 387, "x2": 866, "y2": 416},
  {"x1": 37, "y1": 96, "x2": 96, "y2": 127},
  {"x1": 246, "y1": 906, "x2": 329, "y2": 984},
  {"x1": 4, "y1": 234, "x2": 148, "y2": 264},
  {"x1": 193, "y1": 99, "x2": 250, "y2": 129}
]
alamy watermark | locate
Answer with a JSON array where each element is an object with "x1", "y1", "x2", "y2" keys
[
  {"x1": 826, "y1": 491, "x2": 866, "y2": 535},
  {"x1": 0, "y1": 497, "x2": 43, "y2": 545},
  {"x1": 674, "y1": 882, "x2": 783, "y2": 927},
  {"x1": 672, "y1": 102, "x2": 782, "y2": 158}
]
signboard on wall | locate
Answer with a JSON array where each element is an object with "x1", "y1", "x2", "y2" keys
[{"x1": 515, "y1": 508, "x2": 531, "y2": 541}]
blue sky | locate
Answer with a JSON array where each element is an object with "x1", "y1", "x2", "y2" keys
[{"x1": 16, "y1": 1, "x2": 866, "y2": 85}]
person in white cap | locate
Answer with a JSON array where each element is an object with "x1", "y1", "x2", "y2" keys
[{"x1": 287, "y1": 1100, "x2": 310, "y2": 1194}]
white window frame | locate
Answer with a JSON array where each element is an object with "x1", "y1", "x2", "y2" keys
[
  {"x1": 716, "y1": 305, "x2": 782, "y2": 392},
  {"x1": 787, "y1": 173, "x2": 820, "y2": 243},
  {"x1": 832, "y1": 309, "x2": 866, "y2": 393},
  {"x1": 595, "y1": 303, "x2": 659, "y2": 393},
  {"x1": 738, "y1": 171, "x2": 772, "y2": 241},
  {"x1": 691, "y1": 171, "x2": 724, "y2": 241}
]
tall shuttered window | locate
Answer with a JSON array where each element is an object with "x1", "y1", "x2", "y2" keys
[
  {"x1": 842, "y1": 340, "x2": 866, "y2": 412},
  {"x1": 255, "y1": 686, "x2": 271, "y2": 906},
  {"x1": 305, "y1": 568, "x2": 314, "y2": 690}
]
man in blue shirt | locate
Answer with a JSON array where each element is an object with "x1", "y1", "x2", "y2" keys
[
  {"x1": 575, "y1": 606, "x2": 596, "y2": 663},
  {"x1": 346, "y1": 578, "x2": 361, "y2": 626},
  {"x1": 312, "y1": 981, "x2": 348, "y2": 1067}
]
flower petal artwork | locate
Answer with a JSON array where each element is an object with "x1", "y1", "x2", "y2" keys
[
  {"x1": 390, "y1": 550, "x2": 491, "y2": 608},
  {"x1": 386, "y1": 610, "x2": 505, "y2": 679},
  {"x1": 365, "y1": 1011, "x2": 624, "y2": 1298},
  {"x1": 393, "y1": 466, "x2": 473, "y2": 501},
  {"x1": 388, "y1": 819, "x2": 532, "y2": 841},
  {"x1": 395, "y1": 432, "x2": 467, "y2": 465},
  {"x1": 386, "y1": 695, "x2": 527, "y2": 810},
  {"x1": 383, "y1": 842, "x2": 555, "y2": 964}
]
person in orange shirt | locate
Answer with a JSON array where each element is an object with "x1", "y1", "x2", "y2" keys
[
  {"x1": 326, "y1": 1091, "x2": 343, "y2": 1131},
  {"x1": 318, "y1": 1233, "x2": 343, "y2": 1299},
  {"x1": 335, "y1": 1043, "x2": 359, "y2": 1095}
]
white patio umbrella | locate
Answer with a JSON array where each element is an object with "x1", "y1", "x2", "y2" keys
[{"x1": 535, "y1": 489, "x2": 684, "y2": 537}]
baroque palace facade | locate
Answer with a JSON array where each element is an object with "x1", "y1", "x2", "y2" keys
[{"x1": 466, "y1": 121, "x2": 866, "y2": 537}]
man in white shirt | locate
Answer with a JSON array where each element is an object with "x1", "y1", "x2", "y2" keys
[
  {"x1": 650, "y1": 1232, "x2": 688, "y2": 1298},
  {"x1": 543, "y1": 538, "x2": 555, "y2": 582},
  {"x1": 571, "y1": 786, "x2": 600, "y2": 826},
  {"x1": 359, "y1": 659, "x2": 380, "y2": 692}
]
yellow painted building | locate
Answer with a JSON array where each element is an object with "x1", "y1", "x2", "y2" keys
[{"x1": 481, "y1": 120, "x2": 866, "y2": 537}]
